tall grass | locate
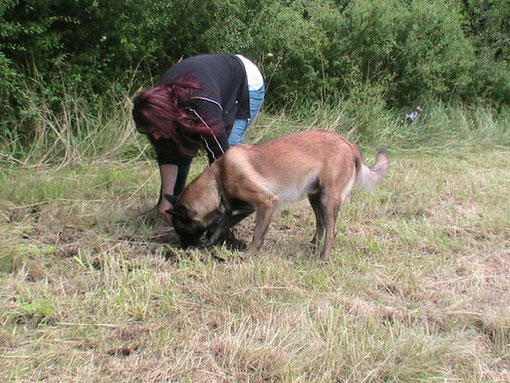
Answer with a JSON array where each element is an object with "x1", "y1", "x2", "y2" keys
[
  {"x1": 1, "y1": 81, "x2": 510, "y2": 167},
  {"x1": 253, "y1": 96, "x2": 510, "y2": 154},
  {"x1": 0, "y1": 79, "x2": 152, "y2": 166}
]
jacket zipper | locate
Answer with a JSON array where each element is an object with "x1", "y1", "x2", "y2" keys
[{"x1": 190, "y1": 97, "x2": 223, "y2": 111}]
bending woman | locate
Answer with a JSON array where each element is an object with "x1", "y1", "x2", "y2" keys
[{"x1": 133, "y1": 54, "x2": 265, "y2": 223}]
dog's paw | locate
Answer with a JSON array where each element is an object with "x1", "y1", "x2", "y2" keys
[
  {"x1": 215, "y1": 229, "x2": 246, "y2": 251},
  {"x1": 242, "y1": 246, "x2": 258, "y2": 258},
  {"x1": 198, "y1": 242, "x2": 212, "y2": 250},
  {"x1": 224, "y1": 237, "x2": 247, "y2": 251}
]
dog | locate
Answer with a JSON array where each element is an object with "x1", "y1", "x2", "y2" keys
[{"x1": 166, "y1": 130, "x2": 390, "y2": 261}]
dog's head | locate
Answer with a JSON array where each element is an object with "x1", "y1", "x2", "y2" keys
[
  {"x1": 169, "y1": 205, "x2": 207, "y2": 249},
  {"x1": 165, "y1": 194, "x2": 218, "y2": 249}
]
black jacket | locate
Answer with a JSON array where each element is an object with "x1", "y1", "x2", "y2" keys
[
  {"x1": 151, "y1": 54, "x2": 250, "y2": 166},
  {"x1": 150, "y1": 53, "x2": 252, "y2": 195}
]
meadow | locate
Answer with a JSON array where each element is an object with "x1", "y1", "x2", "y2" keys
[{"x1": 1, "y1": 106, "x2": 509, "y2": 382}]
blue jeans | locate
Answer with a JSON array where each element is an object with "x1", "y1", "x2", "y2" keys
[{"x1": 228, "y1": 84, "x2": 266, "y2": 146}]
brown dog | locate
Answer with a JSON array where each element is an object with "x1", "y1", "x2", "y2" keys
[{"x1": 167, "y1": 130, "x2": 390, "y2": 260}]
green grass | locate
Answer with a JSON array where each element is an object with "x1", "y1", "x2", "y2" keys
[{"x1": 1, "y1": 105, "x2": 510, "y2": 382}]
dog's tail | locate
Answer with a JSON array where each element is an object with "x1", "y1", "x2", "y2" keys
[{"x1": 355, "y1": 148, "x2": 390, "y2": 190}]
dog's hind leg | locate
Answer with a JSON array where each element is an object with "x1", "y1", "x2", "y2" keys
[
  {"x1": 320, "y1": 190, "x2": 343, "y2": 261},
  {"x1": 308, "y1": 192, "x2": 325, "y2": 250},
  {"x1": 320, "y1": 169, "x2": 357, "y2": 261}
]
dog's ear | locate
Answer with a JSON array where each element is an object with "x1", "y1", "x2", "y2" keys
[
  {"x1": 164, "y1": 194, "x2": 178, "y2": 206},
  {"x1": 168, "y1": 205, "x2": 197, "y2": 225},
  {"x1": 167, "y1": 205, "x2": 187, "y2": 218}
]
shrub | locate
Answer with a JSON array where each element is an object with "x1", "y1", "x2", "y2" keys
[{"x1": 2, "y1": 0, "x2": 510, "y2": 162}]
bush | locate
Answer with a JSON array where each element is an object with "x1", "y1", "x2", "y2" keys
[
  {"x1": 2, "y1": 0, "x2": 510, "y2": 162},
  {"x1": 2, "y1": 0, "x2": 510, "y2": 110}
]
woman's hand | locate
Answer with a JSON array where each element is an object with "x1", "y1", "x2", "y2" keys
[{"x1": 158, "y1": 197, "x2": 173, "y2": 225}]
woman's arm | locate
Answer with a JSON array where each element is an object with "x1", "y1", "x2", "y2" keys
[{"x1": 158, "y1": 164, "x2": 178, "y2": 224}]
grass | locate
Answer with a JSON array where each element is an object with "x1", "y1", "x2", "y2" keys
[{"x1": 1, "y1": 105, "x2": 510, "y2": 382}]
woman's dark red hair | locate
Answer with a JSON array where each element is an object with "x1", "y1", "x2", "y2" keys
[{"x1": 132, "y1": 74, "x2": 219, "y2": 156}]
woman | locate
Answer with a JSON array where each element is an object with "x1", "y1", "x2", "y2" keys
[{"x1": 133, "y1": 53, "x2": 265, "y2": 223}]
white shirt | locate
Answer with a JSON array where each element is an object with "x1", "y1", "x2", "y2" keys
[{"x1": 236, "y1": 54, "x2": 264, "y2": 91}]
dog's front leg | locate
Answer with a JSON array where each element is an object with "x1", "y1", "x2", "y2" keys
[
  {"x1": 204, "y1": 214, "x2": 228, "y2": 247},
  {"x1": 205, "y1": 209, "x2": 253, "y2": 247},
  {"x1": 244, "y1": 198, "x2": 277, "y2": 257}
]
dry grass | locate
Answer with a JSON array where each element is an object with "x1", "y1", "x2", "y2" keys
[{"x1": 1, "y1": 146, "x2": 509, "y2": 382}]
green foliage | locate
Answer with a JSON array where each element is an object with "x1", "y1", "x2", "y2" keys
[
  {"x1": 461, "y1": 0, "x2": 510, "y2": 61},
  {"x1": 312, "y1": 0, "x2": 479, "y2": 104},
  {"x1": 2, "y1": 0, "x2": 510, "y2": 161},
  {"x1": 392, "y1": 0, "x2": 476, "y2": 104},
  {"x1": 248, "y1": 1, "x2": 329, "y2": 103}
]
